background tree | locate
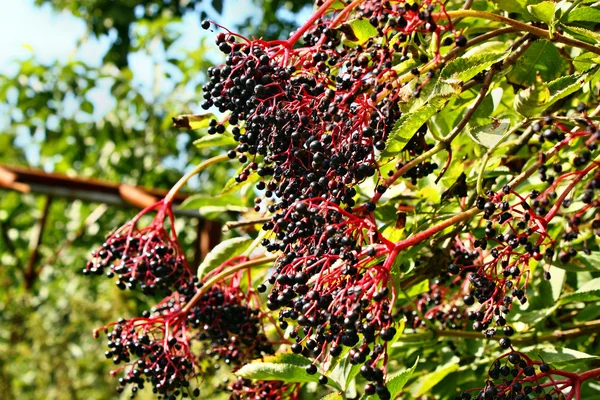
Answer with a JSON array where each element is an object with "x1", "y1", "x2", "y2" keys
[{"x1": 0, "y1": 1, "x2": 310, "y2": 399}]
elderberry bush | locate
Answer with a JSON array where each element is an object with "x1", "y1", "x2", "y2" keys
[{"x1": 87, "y1": 0, "x2": 600, "y2": 398}]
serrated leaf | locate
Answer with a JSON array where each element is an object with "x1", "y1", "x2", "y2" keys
[
  {"x1": 566, "y1": 6, "x2": 600, "y2": 24},
  {"x1": 197, "y1": 237, "x2": 253, "y2": 278},
  {"x1": 410, "y1": 358, "x2": 459, "y2": 397},
  {"x1": 441, "y1": 52, "x2": 505, "y2": 83},
  {"x1": 507, "y1": 40, "x2": 566, "y2": 86},
  {"x1": 340, "y1": 19, "x2": 378, "y2": 44},
  {"x1": 382, "y1": 79, "x2": 459, "y2": 157},
  {"x1": 527, "y1": 1, "x2": 555, "y2": 26},
  {"x1": 381, "y1": 104, "x2": 438, "y2": 157},
  {"x1": 573, "y1": 52, "x2": 600, "y2": 71},
  {"x1": 193, "y1": 133, "x2": 236, "y2": 149},
  {"x1": 387, "y1": 357, "x2": 419, "y2": 398},
  {"x1": 521, "y1": 345, "x2": 599, "y2": 367},
  {"x1": 515, "y1": 74, "x2": 585, "y2": 117},
  {"x1": 562, "y1": 25, "x2": 600, "y2": 44},
  {"x1": 172, "y1": 113, "x2": 215, "y2": 130},
  {"x1": 235, "y1": 353, "x2": 320, "y2": 384},
  {"x1": 468, "y1": 119, "x2": 511, "y2": 149},
  {"x1": 560, "y1": 277, "x2": 600, "y2": 304}
]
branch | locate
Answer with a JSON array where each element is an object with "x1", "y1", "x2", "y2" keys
[
  {"x1": 438, "y1": 10, "x2": 600, "y2": 56},
  {"x1": 24, "y1": 196, "x2": 53, "y2": 291},
  {"x1": 398, "y1": 319, "x2": 600, "y2": 345},
  {"x1": 182, "y1": 256, "x2": 277, "y2": 314}
]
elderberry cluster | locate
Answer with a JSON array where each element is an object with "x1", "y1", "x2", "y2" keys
[
  {"x1": 202, "y1": 35, "x2": 398, "y2": 210},
  {"x1": 257, "y1": 199, "x2": 395, "y2": 398},
  {"x1": 85, "y1": 203, "x2": 192, "y2": 294},
  {"x1": 185, "y1": 285, "x2": 274, "y2": 365},
  {"x1": 98, "y1": 274, "x2": 273, "y2": 398},
  {"x1": 461, "y1": 352, "x2": 572, "y2": 400},
  {"x1": 105, "y1": 319, "x2": 197, "y2": 398},
  {"x1": 85, "y1": 230, "x2": 190, "y2": 294}
]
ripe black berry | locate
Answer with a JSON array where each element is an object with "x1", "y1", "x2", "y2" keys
[{"x1": 306, "y1": 364, "x2": 318, "y2": 375}]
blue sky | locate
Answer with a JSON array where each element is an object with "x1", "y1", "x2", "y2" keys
[
  {"x1": 0, "y1": 0, "x2": 262, "y2": 82},
  {"x1": 0, "y1": 0, "x2": 310, "y2": 169}
]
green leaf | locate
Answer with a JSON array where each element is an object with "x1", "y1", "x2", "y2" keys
[
  {"x1": 514, "y1": 305, "x2": 558, "y2": 327},
  {"x1": 340, "y1": 19, "x2": 378, "y2": 44},
  {"x1": 221, "y1": 170, "x2": 260, "y2": 195},
  {"x1": 172, "y1": 113, "x2": 214, "y2": 130},
  {"x1": 387, "y1": 357, "x2": 419, "y2": 398},
  {"x1": 179, "y1": 193, "x2": 245, "y2": 210},
  {"x1": 492, "y1": 0, "x2": 532, "y2": 16},
  {"x1": 560, "y1": 277, "x2": 600, "y2": 304},
  {"x1": 527, "y1": 1, "x2": 555, "y2": 26},
  {"x1": 329, "y1": 352, "x2": 362, "y2": 391},
  {"x1": 440, "y1": 52, "x2": 505, "y2": 83},
  {"x1": 81, "y1": 100, "x2": 94, "y2": 114},
  {"x1": 197, "y1": 237, "x2": 254, "y2": 278},
  {"x1": 468, "y1": 119, "x2": 511, "y2": 148},
  {"x1": 566, "y1": 6, "x2": 600, "y2": 24},
  {"x1": 401, "y1": 280, "x2": 429, "y2": 298},
  {"x1": 554, "y1": 251, "x2": 600, "y2": 272},
  {"x1": 521, "y1": 345, "x2": 599, "y2": 367},
  {"x1": 235, "y1": 353, "x2": 321, "y2": 384},
  {"x1": 514, "y1": 74, "x2": 585, "y2": 117},
  {"x1": 382, "y1": 104, "x2": 438, "y2": 157},
  {"x1": 507, "y1": 40, "x2": 566, "y2": 86},
  {"x1": 573, "y1": 52, "x2": 600, "y2": 72},
  {"x1": 193, "y1": 134, "x2": 236, "y2": 149},
  {"x1": 410, "y1": 358, "x2": 459, "y2": 397},
  {"x1": 561, "y1": 25, "x2": 600, "y2": 44}
]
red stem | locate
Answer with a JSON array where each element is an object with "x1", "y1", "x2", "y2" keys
[
  {"x1": 394, "y1": 207, "x2": 481, "y2": 251},
  {"x1": 287, "y1": 0, "x2": 340, "y2": 47}
]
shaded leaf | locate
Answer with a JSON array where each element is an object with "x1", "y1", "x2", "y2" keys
[
  {"x1": 521, "y1": 345, "x2": 599, "y2": 367},
  {"x1": 507, "y1": 40, "x2": 566, "y2": 86},
  {"x1": 515, "y1": 74, "x2": 585, "y2": 117},
  {"x1": 410, "y1": 358, "x2": 459, "y2": 397},
  {"x1": 382, "y1": 104, "x2": 439, "y2": 157},
  {"x1": 560, "y1": 277, "x2": 600, "y2": 304},
  {"x1": 468, "y1": 119, "x2": 511, "y2": 148}
]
